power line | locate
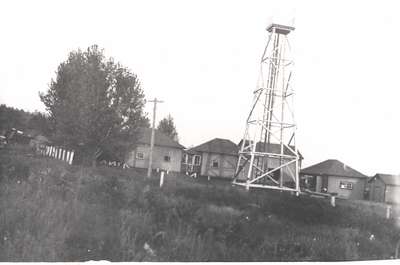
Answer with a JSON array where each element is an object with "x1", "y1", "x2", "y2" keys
[{"x1": 147, "y1": 97, "x2": 164, "y2": 178}]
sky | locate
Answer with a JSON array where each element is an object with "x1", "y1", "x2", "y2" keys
[{"x1": 1, "y1": 0, "x2": 399, "y2": 176}]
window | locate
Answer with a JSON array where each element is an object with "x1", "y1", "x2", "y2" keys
[
  {"x1": 339, "y1": 181, "x2": 353, "y2": 190},
  {"x1": 194, "y1": 155, "x2": 201, "y2": 166},
  {"x1": 211, "y1": 159, "x2": 219, "y2": 168},
  {"x1": 164, "y1": 155, "x2": 171, "y2": 162},
  {"x1": 136, "y1": 152, "x2": 144, "y2": 160}
]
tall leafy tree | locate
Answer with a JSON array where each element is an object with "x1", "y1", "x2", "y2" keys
[
  {"x1": 157, "y1": 114, "x2": 178, "y2": 141},
  {"x1": 27, "y1": 111, "x2": 53, "y2": 136},
  {"x1": 40, "y1": 45, "x2": 148, "y2": 165}
]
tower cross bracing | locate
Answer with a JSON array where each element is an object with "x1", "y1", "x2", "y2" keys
[{"x1": 233, "y1": 23, "x2": 300, "y2": 193}]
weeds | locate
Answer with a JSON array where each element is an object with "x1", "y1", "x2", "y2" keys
[{"x1": 0, "y1": 147, "x2": 399, "y2": 261}]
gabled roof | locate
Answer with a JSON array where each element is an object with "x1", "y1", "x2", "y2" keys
[
  {"x1": 189, "y1": 138, "x2": 239, "y2": 156},
  {"x1": 300, "y1": 159, "x2": 367, "y2": 179},
  {"x1": 137, "y1": 127, "x2": 185, "y2": 149},
  {"x1": 369, "y1": 173, "x2": 400, "y2": 186}
]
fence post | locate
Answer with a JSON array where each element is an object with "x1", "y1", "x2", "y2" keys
[
  {"x1": 386, "y1": 205, "x2": 392, "y2": 219},
  {"x1": 69, "y1": 151, "x2": 74, "y2": 165},
  {"x1": 330, "y1": 196, "x2": 336, "y2": 207},
  {"x1": 160, "y1": 171, "x2": 165, "y2": 187}
]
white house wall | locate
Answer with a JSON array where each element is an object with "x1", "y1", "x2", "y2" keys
[
  {"x1": 126, "y1": 144, "x2": 182, "y2": 172},
  {"x1": 200, "y1": 152, "x2": 237, "y2": 179},
  {"x1": 326, "y1": 176, "x2": 365, "y2": 200},
  {"x1": 385, "y1": 185, "x2": 400, "y2": 204}
]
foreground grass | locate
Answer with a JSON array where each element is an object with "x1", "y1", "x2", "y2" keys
[{"x1": 0, "y1": 145, "x2": 399, "y2": 261}]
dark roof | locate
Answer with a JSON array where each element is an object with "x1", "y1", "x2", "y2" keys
[
  {"x1": 238, "y1": 140, "x2": 303, "y2": 159},
  {"x1": 267, "y1": 23, "x2": 295, "y2": 35},
  {"x1": 369, "y1": 173, "x2": 400, "y2": 186},
  {"x1": 300, "y1": 159, "x2": 367, "y2": 179},
  {"x1": 137, "y1": 128, "x2": 185, "y2": 149},
  {"x1": 189, "y1": 138, "x2": 239, "y2": 156}
]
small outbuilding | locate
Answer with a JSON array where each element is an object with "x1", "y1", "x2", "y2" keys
[
  {"x1": 368, "y1": 174, "x2": 400, "y2": 204},
  {"x1": 185, "y1": 138, "x2": 238, "y2": 179},
  {"x1": 300, "y1": 159, "x2": 368, "y2": 200},
  {"x1": 125, "y1": 128, "x2": 185, "y2": 173}
]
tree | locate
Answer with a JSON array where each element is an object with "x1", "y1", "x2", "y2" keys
[
  {"x1": 0, "y1": 104, "x2": 30, "y2": 134},
  {"x1": 40, "y1": 45, "x2": 148, "y2": 166},
  {"x1": 27, "y1": 111, "x2": 53, "y2": 136},
  {"x1": 157, "y1": 114, "x2": 178, "y2": 141}
]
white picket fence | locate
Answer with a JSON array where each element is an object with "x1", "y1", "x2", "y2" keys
[{"x1": 39, "y1": 145, "x2": 75, "y2": 165}]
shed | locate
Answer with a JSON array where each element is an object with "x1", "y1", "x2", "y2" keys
[
  {"x1": 368, "y1": 174, "x2": 400, "y2": 204},
  {"x1": 300, "y1": 159, "x2": 368, "y2": 200},
  {"x1": 185, "y1": 138, "x2": 239, "y2": 179},
  {"x1": 126, "y1": 128, "x2": 185, "y2": 173}
]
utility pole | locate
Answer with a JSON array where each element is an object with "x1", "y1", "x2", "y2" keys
[{"x1": 147, "y1": 97, "x2": 164, "y2": 178}]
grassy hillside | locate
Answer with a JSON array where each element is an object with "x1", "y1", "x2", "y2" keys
[{"x1": 0, "y1": 145, "x2": 399, "y2": 261}]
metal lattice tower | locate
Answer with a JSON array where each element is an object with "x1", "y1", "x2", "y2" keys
[{"x1": 233, "y1": 23, "x2": 300, "y2": 193}]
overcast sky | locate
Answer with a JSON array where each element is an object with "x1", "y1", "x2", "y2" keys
[{"x1": 1, "y1": 0, "x2": 399, "y2": 176}]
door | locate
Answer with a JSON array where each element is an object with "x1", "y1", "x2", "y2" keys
[
  {"x1": 321, "y1": 176, "x2": 328, "y2": 193},
  {"x1": 373, "y1": 186, "x2": 384, "y2": 202}
]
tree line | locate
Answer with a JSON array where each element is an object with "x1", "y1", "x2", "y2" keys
[
  {"x1": 2, "y1": 45, "x2": 179, "y2": 166},
  {"x1": 0, "y1": 105, "x2": 52, "y2": 136}
]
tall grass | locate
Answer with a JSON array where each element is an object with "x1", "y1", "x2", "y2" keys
[{"x1": 0, "y1": 146, "x2": 399, "y2": 261}]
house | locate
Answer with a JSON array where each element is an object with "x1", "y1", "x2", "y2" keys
[
  {"x1": 125, "y1": 128, "x2": 185, "y2": 172},
  {"x1": 184, "y1": 138, "x2": 239, "y2": 179},
  {"x1": 368, "y1": 174, "x2": 400, "y2": 204},
  {"x1": 235, "y1": 140, "x2": 303, "y2": 183},
  {"x1": 300, "y1": 159, "x2": 368, "y2": 200}
]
